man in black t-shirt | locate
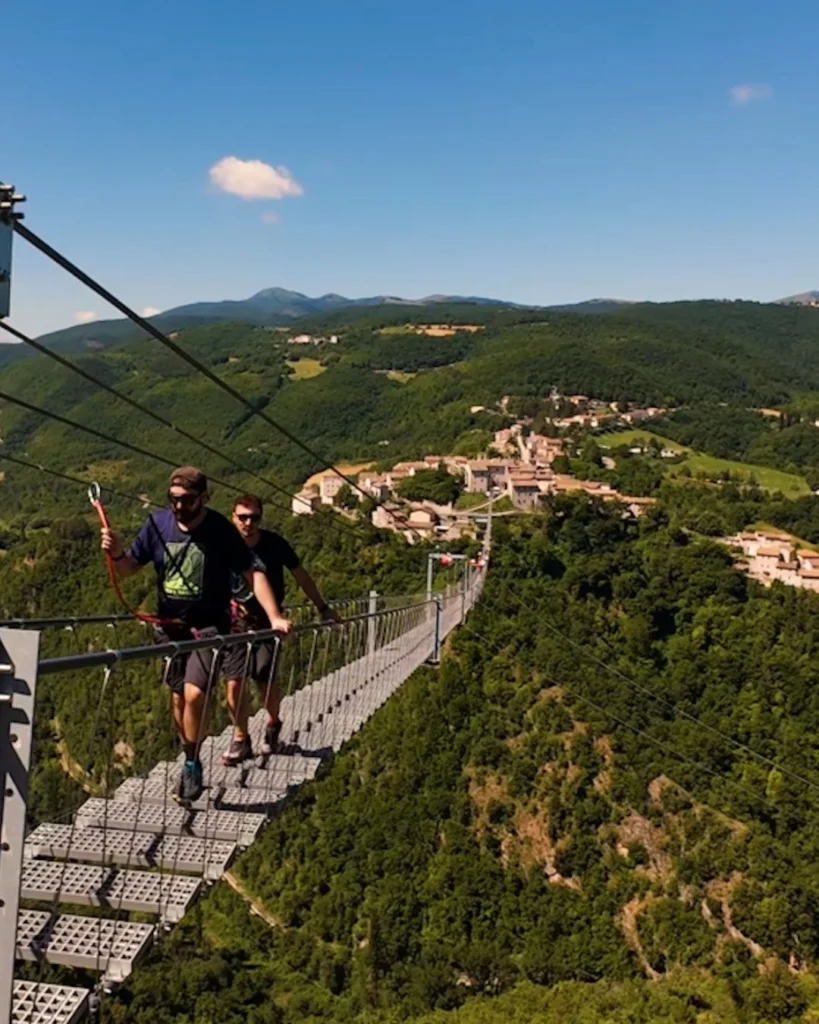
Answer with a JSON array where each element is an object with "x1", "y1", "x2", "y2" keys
[
  {"x1": 222, "y1": 493, "x2": 339, "y2": 765},
  {"x1": 100, "y1": 467, "x2": 292, "y2": 801}
]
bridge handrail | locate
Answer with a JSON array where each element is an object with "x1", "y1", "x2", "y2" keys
[
  {"x1": 0, "y1": 613, "x2": 135, "y2": 629},
  {"x1": 36, "y1": 597, "x2": 442, "y2": 676},
  {"x1": 0, "y1": 592, "x2": 437, "y2": 631}
]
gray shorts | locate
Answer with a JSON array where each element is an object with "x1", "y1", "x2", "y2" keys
[
  {"x1": 154, "y1": 625, "x2": 225, "y2": 695},
  {"x1": 222, "y1": 640, "x2": 278, "y2": 688}
]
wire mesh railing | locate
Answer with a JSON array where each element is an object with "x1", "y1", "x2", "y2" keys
[{"x1": 0, "y1": 566, "x2": 486, "y2": 1022}]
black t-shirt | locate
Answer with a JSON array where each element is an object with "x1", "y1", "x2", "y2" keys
[
  {"x1": 129, "y1": 508, "x2": 254, "y2": 629},
  {"x1": 231, "y1": 530, "x2": 300, "y2": 628}
]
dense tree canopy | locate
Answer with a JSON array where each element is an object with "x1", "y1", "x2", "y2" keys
[
  {"x1": 9, "y1": 300, "x2": 819, "y2": 1021},
  {"x1": 90, "y1": 500, "x2": 819, "y2": 1021}
]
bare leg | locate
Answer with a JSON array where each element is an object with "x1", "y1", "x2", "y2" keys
[
  {"x1": 226, "y1": 678, "x2": 251, "y2": 739},
  {"x1": 172, "y1": 691, "x2": 185, "y2": 741},
  {"x1": 182, "y1": 682, "x2": 208, "y2": 748},
  {"x1": 264, "y1": 682, "x2": 282, "y2": 726}
]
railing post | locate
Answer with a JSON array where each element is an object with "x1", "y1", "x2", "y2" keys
[
  {"x1": 367, "y1": 590, "x2": 378, "y2": 656},
  {"x1": 0, "y1": 627, "x2": 40, "y2": 1023},
  {"x1": 427, "y1": 597, "x2": 442, "y2": 665}
]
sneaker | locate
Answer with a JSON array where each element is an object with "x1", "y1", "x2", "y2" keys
[
  {"x1": 260, "y1": 720, "x2": 283, "y2": 756},
  {"x1": 177, "y1": 760, "x2": 203, "y2": 803},
  {"x1": 221, "y1": 734, "x2": 253, "y2": 766}
]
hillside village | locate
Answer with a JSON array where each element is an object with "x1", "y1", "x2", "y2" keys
[
  {"x1": 722, "y1": 530, "x2": 819, "y2": 592},
  {"x1": 293, "y1": 394, "x2": 662, "y2": 540}
]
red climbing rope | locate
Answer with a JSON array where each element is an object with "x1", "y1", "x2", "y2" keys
[{"x1": 88, "y1": 483, "x2": 180, "y2": 627}]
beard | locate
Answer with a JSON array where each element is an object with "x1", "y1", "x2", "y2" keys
[{"x1": 174, "y1": 503, "x2": 202, "y2": 526}]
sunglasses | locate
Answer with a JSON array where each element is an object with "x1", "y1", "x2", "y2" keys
[
  {"x1": 236, "y1": 513, "x2": 261, "y2": 523},
  {"x1": 168, "y1": 491, "x2": 203, "y2": 509}
]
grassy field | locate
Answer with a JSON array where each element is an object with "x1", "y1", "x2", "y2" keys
[
  {"x1": 597, "y1": 429, "x2": 809, "y2": 497},
  {"x1": 668, "y1": 454, "x2": 810, "y2": 497},
  {"x1": 287, "y1": 358, "x2": 327, "y2": 380},
  {"x1": 383, "y1": 369, "x2": 416, "y2": 384},
  {"x1": 596, "y1": 429, "x2": 686, "y2": 452}
]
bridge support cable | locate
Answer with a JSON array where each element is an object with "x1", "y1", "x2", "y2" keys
[
  {"x1": 1, "y1": 567, "x2": 487, "y2": 1021},
  {"x1": 0, "y1": 319, "x2": 360, "y2": 526},
  {"x1": 458, "y1": 619, "x2": 778, "y2": 812},
  {"x1": 0, "y1": 451, "x2": 161, "y2": 512},
  {"x1": 9, "y1": 217, "x2": 428, "y2": 538},
  {"x1": 0, "y1": 595, "x2": 390, "y2": 633},
  {"x1": 13, "y1": 220, "x2": 381, "y2": 509},
  {"x1": 485, "y1": 575, "x2": 819, "y2": 800},
  {"x1": 0, "y1": 387, "x2": 313, "y2": 529}
]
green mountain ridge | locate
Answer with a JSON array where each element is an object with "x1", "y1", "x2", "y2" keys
[
  {"x1": 7, "y1": 300, "x2": 819, "y2": 524},
  {"x1": 0, "y1": 291, "x2": 523, "y2": 369},
  {"x1": 6, "y1": 299, "x2": 819, "y2": 1021},
  {"x1": 0, "y1": 292, "x2": 638, "y2": 370}
]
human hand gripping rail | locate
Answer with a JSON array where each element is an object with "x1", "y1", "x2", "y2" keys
[{"x1": 89, "y1": 482, "x2": 181, "y2": 628}]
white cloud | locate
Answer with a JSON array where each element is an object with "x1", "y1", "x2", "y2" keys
[
  {"x1": 209, "y1": 156, "x2": 303, "y2": 200},
  {"x1": 729, "y1": 83, "x2": 771, "y2": 106},
  {"x1": 141, "y1": 306, "x2": 161, "y2": 317},
  {"x1": 260, "y1": 211, "x2": 279, "y2": 225},
  {"x1": 73, "y1": 311, "x2": 97, "y2": 323}
]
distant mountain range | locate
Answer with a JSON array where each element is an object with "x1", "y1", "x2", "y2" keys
[
  {"x1": 5, "y1": 289, "x2": 818, "y2": 370},
  {"x1": 546, "y1": 297, "x2": 635, "y2": 314},
  {"x1": 17, "y1": 289, "x2": 785, "y2": 374},
  {"x1": 159, "y1": 286, "x2": 517, "y2": 323},
  {"x1": 776, "y1": 291, "x2": 819, "y2": 306},
  {"x1": 0, "y1": 289, "x2": 640, "y2": 368}
]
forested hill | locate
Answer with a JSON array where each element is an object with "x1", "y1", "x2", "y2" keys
[
  {"x1": 107, "y1": 499, "x2": 819, "y2": 1022},
  {"x1": 8, "y1": 298, "x2": 819, "y2": 1021},
  {"x1": 5, "y1": 299, "x2": 819, "y2": 529}
]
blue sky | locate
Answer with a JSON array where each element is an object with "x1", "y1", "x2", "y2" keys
[{"x1": 3, "y1": 0, "x2": 817, "y2": 335}]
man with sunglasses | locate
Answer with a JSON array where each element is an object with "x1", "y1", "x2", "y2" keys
[
  {"x1": 222, "y1": 493, "x2": 339, "y2": 765},
  {"x1": 100, "y1": 467, "x2": 292, "y2": 801}
]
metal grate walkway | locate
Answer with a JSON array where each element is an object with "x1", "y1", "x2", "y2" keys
[
  {"x1": 11, "y1": 577, "x2": 484, "y2": 1020},
  {"x1": 21, "y1": 861, "x2": 201, "y2": 923},
  {"x1": 25, "y1": 823, "x2": 236, "y2": 880},
  {"x1": 12, "y1": 981, "x2": 88, "y2": 1024},
  {"x1": 16, "y1": 910, "x2": 154, "y2": 983}
]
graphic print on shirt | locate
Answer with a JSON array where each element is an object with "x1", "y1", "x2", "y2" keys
[
  {"x1": 233, "y1": 551, "x2": 267, "y2": 606},
  {"x1": 163, "y1": 541, "x2": 205, "y2": 600}
]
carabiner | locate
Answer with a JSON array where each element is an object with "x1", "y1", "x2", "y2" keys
[{"x1": 88, "y1": 481, "x2": 102, "y2": 505}]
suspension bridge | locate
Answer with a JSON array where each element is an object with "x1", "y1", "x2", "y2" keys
[
  {"x1": 0, "y1": 559, "x2": 487, "y2": 1023},
  {"x1": 0, "y1": 181, "x2": 493, "y2": 1022}
]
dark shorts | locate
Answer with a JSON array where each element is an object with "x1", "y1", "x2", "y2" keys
[
  {"x1": 154, "y1": 625, "x2": 225, "y2": 696},
  {"x1": 222, "y1": 639, "x2": 278, "y2": 688}
]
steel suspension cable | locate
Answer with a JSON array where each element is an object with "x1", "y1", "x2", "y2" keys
[
  {"x1": 0, "y1": 390, "x2": 368, "y2": 541},
  {"x1": 0, "y1": 386, "x2": 297, "y2": 521},
  {"x1": 0, "y1": 450, "x2": 161, "y2": 508},
  {"x1": 13, "y1": 221, "x2": 373, "y2": 504},
  {"x1": 537, "y1": 603, "x2": 819, "y2": 798},
  {"x1": 459, "y1": 622, "x2": 771, "y2": 808},
  {"x1": 490, "y1": 576, "x2": 819, "y2": 800},
  {"x1": 0, "y1": 318, "x2": 336, "y2": 519},
  {"x1": 11, "y1": 220, "x2": 426, "y2": 538}
]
